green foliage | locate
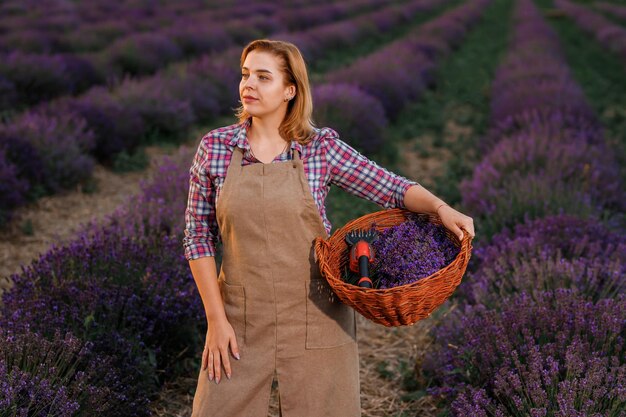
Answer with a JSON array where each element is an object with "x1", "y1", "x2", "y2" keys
[
  {"x1": 112, "y1": 148, "x2": 150, "y2": 173},
  {"x1": 310, "y1": 0, "x2": 465, "y2": 75},
  {"x1": 19, "y1": 218, "x2": 33, "y2": 235},
  {"x1": 537, "y1": 0, "x2": 626, "y2": 185},
  {"x1": 388, "y1": 0, "x2": 513, "y2": 206}
]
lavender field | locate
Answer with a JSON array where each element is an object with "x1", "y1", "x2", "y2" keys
[{"x1": 1, "y1": 0, "x2": 625, "y2": 416}]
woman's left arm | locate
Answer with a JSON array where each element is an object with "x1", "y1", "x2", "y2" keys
[
  {"x1": 325, "y1": 131, "x2": 474, "y2": 241},
  {"x1": 403, "y1": 184, "x2": 475, "y2": 240}
]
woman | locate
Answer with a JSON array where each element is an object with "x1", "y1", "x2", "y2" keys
[{"x1": 183, "y1": 39, "x2": 475, "y2": 417}]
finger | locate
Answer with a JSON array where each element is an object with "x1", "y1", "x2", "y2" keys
[
  {"x1": 220, "y1": 345, "x2": 232, "y2": 380},
  {"x1": 450, "y1": 223, "x2": 464, "y2": 241},
  {"x1": 213, "y1": 349, "x2": 222, "y2": 383},
  {"x1": 230, "y1": 334, "x2": 241, "y2": 360},
  {"x1": 462, "y1": 221, "x2": 475, "y2": 238},
  {"x1": 207, "y1": 350, "x2": 214, "y2": 381},
  {"x1": 462, "y1": 226, "x2": 474, "y2": 239}
]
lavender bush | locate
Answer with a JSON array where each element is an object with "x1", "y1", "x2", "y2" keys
[
  {"x1": 489, "y1": 54, "x2": 594, "y2": 124},
  {"x1": 0, "y1": 28, "x2": 57, "y2": 54},
  {"x1": 55, "y1": 88, "x2": 146, "y2": 164},
  {"x1": 0, "y1": 74, "x2": 17, "y2": 112},
  {"x1": 0, "y1": 229, "x2": 204, "y2": 404},
  {"x1": 165, "y1": 24, "x2": 234, "y2": 56},
  {"x1": 57, "y1": 20, "x2": 133, "y2": 53},
  {"x1": 273, "y1": 0, "x2": 445, "y2": 62},
  {"x1": 103, "y1": 32, "x2": 183, "y2": 76},
  {"x1": 0, "y1": 328, "x2": 135, "y2": 416},
  {"x1": 461, "y1": 216, "x2": 626, "y2": 305},
  {"x1": 90, "y1": 149, "x2": 192, "y2": 241},
  {"x1": 461, "y1": 128, "x2": 624, "y2": 238},
  {"x1": 0, "y1": 149, "x2": 29, "y2": 226},
  {"x1": 1, "y1": 145, "x2": 198, "y2": 412},
  {"x1": 480, "y1": 108, "x2": 604, "y2": 155},
  {"x1": 0, "y1": 52, "x2": 72, "y2": 107},
  {"x1": 0, "y1": 110, "x2": 95, "y2": 194},
  {"x1": 113, "y1": 76, "x2": 196, "y2": 142},
  {"x1": 423, "y1": 289, "x2": 626, "y2": 416},
  {"x1": 555, "y1": 0, "x2": 626, "y2": 62},
  {"x1": 366, "y1": 214, "x2": 458, "y2": 289},
  {"x1": 327, "y1": 41, "x2": 435, "y2": 117},
  {"x1": 326, "y1": 0, "x2": 491, "y2": 119},
  {"x1": 594, "y1": 2, "x2": 626, "y2": 22},
  {"x1": 312, "y1": 83, "x2": 388, "y2": 154}
]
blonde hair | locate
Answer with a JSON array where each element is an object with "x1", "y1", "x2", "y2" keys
[{"x1": 235, "y1": 39, "x2": 316, "y2": 145}]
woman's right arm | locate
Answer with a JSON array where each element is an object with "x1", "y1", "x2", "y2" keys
[
  {"x1": 188, "y1": 256, "x2": 226, "y2": 323},
  {"x1": 183, "y1": 134, "x2": 240, "y2": 383}
]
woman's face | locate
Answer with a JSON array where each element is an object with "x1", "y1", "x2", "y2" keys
[{"x1": 239, "y1": 50, "x2": 295, "y2": 118}]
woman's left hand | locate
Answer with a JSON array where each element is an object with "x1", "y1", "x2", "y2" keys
[{"x1": 437, "y1": 204, "x2": 475, "y2": 241}]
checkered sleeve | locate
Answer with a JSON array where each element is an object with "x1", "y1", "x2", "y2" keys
[
  {"x1": 183, "y1": 134, "x2": 219, "y2": 260},
  {"x1": 324, "y1": 129, "x2": 419, "y2": 209}
]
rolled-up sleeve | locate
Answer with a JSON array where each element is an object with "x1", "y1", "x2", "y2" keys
[
  {"x1": 324, "y1": 129, "x2": 419, "y2": 209},
  {"x1": 183, "y1": 135, "x2": 219, "y2": 260}
]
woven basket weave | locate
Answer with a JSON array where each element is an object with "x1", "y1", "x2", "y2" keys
[{"x1": 314, "y1": 208, "x2": 473, "y2": 327}]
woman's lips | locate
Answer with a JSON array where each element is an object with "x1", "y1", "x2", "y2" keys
[{"x1": 243, "y1": 97, "x2": 257, "y2": 102}]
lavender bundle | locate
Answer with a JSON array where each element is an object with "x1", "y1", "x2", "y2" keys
[{"x1": 343, "y1": 215, "x2": 459, "y2": 289}]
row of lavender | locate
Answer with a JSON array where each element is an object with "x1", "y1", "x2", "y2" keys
[
  {"x1": 0, "y1": 0, "x2": 388, "y2": 110},
  {"x1": 0, "y1": 0, "x2": 493, "y2": 413},
  {"x1": 593, "y1": 1, "x2": 626, "y2": 22},
  {"x1": 422, "y1": 0, "x2": 626, "y2": 414},
  {"x1": 0, "y1": 0, "x2": 436, "y2": 228},
  {"x1": 554, "y1": 0, "x2": 626, "y2": 63},
  {"x1": 0, "y1": 0, "x2": 319, "y2": 54},
  {"x1": 313, "y1": 0, "x2": 492, "y2": 154}
]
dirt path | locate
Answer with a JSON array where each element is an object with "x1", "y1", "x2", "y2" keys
[
  {"x1": 0, "y1": 145, "x2": 181, "y2": 292},
  {"x1": 148, "y1": 311, "x2": 450, "y2": 417}
]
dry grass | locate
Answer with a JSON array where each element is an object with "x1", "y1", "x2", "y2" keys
[
  {"x1": 0, "y1": 146, "x2": 177, "y2": 290},
  {"x1": 147, "y1": 308, "x2": 454, "y2": 417}
]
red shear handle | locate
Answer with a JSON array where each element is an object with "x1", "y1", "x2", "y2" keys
[{"x1": 349, "y1": 241, "x2": 374, "y2": 272}]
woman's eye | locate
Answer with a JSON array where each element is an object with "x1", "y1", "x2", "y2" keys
[{"x1": 241, "y1": 73, "x2": 248, "y2": 78}]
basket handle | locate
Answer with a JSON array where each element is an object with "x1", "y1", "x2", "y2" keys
[{"x1": 314, "y1": 236, "x2": 330, "y2": 264}]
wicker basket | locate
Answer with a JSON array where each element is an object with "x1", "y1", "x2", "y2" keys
[{"x1": 314, "y1": 208, "x2": 473, "y2": 327}]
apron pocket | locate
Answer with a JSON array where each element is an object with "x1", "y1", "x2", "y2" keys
[
  {"x1": 305, "y1": 278, "x2": 356, "y2": 349},
  {"x1": 219, "y1": 280, "x2": 246, "y2": 354}
]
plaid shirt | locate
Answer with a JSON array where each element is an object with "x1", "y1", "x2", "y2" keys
[{"x1": 183, "y1": 117, "x2": 419, "y2": 260}]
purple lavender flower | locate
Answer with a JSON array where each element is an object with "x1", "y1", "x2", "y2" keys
[
  {"x1": 460, "y1": 214, "x2": 626, "y2": 306},
  {"x1": 593, "y1": 2, "x2": 626, "y2": 22},
  {"x1": 0, "y1": 51, "x2": 72, "y2": 107},
  {"x1": 369, "y1": 214, "x2": 459, "y2": 288},
  {"x1": 324, "y1": 0, "x2": 491, "y2": 119},
  {"x1": 112, "y1": 75, "x2": 196, "y2": 140},
  {"x1": 0, "y1": 110, "x2": 95, "y2": 194},
  {"x1": 0, "y1": 328, "x2": 137, "y2": 416},
  {"x1": 461, "y1": 128, "x2": 624, "y2": 238},
  {"x1": 312, "y1": 83, "x2": 388, "y2": 154},
  {"x1": 55, "y1": 88, "x2": 145, "y2": 164},
  {"x1": 556, "y1": 0, "x2": 626, "y2": 62},
  {"x1": 104, "y1": 32, "x2": 183, "y2": 76},
  {"x1": 423, "y1": 289, "x2": 626, "y2": 415}
]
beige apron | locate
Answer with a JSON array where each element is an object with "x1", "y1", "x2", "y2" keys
[{"x1": 191, "y1": 146, "x2": 361, "y2": 417}]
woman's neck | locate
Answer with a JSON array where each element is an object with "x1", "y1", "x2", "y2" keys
[{"x1": 249, "y1": 114, "x2": 286, "y2": 146}]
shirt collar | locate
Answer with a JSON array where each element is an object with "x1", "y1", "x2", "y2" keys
[{"x1": 228, "y1": 116, "x2": 303, "y2": 155}]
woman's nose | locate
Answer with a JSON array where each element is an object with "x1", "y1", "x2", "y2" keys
[{"x1": 242, "y1": 77, "x2": 256, "y2": 90}]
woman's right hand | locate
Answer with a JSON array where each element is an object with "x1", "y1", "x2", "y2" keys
[{"x1": 202, "y1": 317, "x2": 241, "y2": 383}]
